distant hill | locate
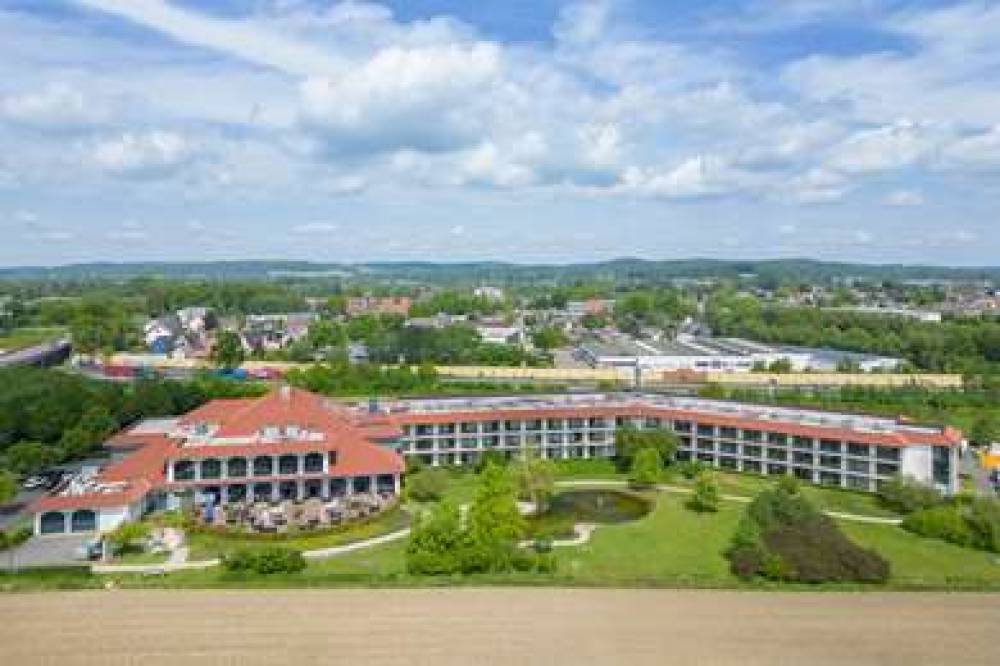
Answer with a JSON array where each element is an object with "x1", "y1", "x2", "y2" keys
[{"x1": 0, "y1": 258, "x2": 997, "y2": 284}]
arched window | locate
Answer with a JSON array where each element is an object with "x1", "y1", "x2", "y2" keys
[
  {"x1": 253, "y1": 456, "x2": 273, "y2": 477},
  {"x1": 303, "y1": 452, "x2": 324, "y2": 473},
  {"x1": 70, "y1": 509, "x2": 97, "y2": 533},
  {"x1": 200, "y1": 458, "x2": 222, "y2": 480},
  {"x1": 40, "y1": 511, "x2": 66, "y2": 534}
]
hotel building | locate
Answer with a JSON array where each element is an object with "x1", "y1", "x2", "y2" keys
[{"x1": 30, "y1": 389, "x2": 961, "y2": 536}]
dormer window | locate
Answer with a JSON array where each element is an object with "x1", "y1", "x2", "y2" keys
[
  {"x1": 261, "y1": 426, "x2": 280, "y2": 440},
  {"x1": 284, "y1": 425, "x2": 301, "y2": 439}
]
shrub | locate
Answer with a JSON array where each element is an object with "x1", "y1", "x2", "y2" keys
[
  {"x1": 687, "y1": 471, "x2": 720, "y2": 513},
  {"x1": 877, "y1": 475, "x2": 943, "y2": 514},
  {"x1": 676, "y1": 460, "x2": 706, "y2": 480},
  {"x1": 222, "y1": 547, "x2": 306, "y2": 574},
  {"x1": 965, "y1": 497, "x2": 1000, "y2": 552},
  {"x1": 902, "y1": 505, "x2": 973, "y2": 547},
  {"x1": 628, "y1": 447, "x2": 663, "y2": 488},
  {"x1": 405, "y1": 468, "x2": 450, "y2": 502},
  {"x1": 107, "y1": 521, "x2": 151, "y2": 554}
]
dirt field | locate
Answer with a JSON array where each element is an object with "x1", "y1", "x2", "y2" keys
[{"x1": 1, "y1": 588, "x2": 997, "y2": 665}]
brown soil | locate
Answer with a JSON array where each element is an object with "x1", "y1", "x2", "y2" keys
[{"x1": 1, "y1": 588, "x2": 997, "y2": 665}]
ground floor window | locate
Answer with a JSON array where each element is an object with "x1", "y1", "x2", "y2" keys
[
  {"x1": 304, "y1": 479, "x2": 323, "y2": 499},
  {"x1": 353, "y1": 476, "x2": 371, "y2": 493},
  {"x1": 329, "y1": 478, "x2": 347, "y2": 496},
  {"x1": 376, "y1": 474, "x2": 396, "y2": 493},
  {"x1": 227, "y1": 484, "x2": 247, "y2": 502},
  {"x1": 40, "y1": 511, "x2": 66, "y2": 534},
  {"x1": 253, "y1": 482, "x2": 273, "y2": 502},
  {"x1": 70, "y1": 509, "x2": 97, "y2": 533}
]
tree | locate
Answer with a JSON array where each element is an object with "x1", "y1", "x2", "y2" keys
[
  {"x1": 531, "y1": 326, "x2": 567, "y2": 351},
  {"x1": 463, "y1": 462, "x2": 524, "y2": 572},
  {"x1": 628, "y1": 447, "x2": 662, "y2": 488},
  {"x1": 211, "y1": 330, "x2": 245, "y2": 370},
  {"x1": 405, "y1": 468, "x2": 450, "y2": 502},
  {"x1": 2, "y1": 442, "x2": 54, "y2": 475},
  {"x1": 688, "y1": 471, "x2": 720, "y2": 512},
  {"x1": 405, "y1": 500, "x2": 465, "y2": 575},
  {"x1": 969, "y1": 413, "x2": 1000, "y2": 446},
  {"x1": 512, "y1": 451, "x2": 556, "y2": 512},
  {"x1": 614, "y1": 425, "x2": 678, "y2": 471},
  {"x1": 0, "y1": 470, "x2": 16, "y2": 505}
]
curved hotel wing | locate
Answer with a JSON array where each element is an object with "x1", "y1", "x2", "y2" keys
[{"x1": 31, "y1": 388, "x2": 961, "y2": 536}]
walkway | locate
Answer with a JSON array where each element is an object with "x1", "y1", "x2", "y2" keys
[{"x1": 555, "y1": 479, "x2": 903, "y2": 525}]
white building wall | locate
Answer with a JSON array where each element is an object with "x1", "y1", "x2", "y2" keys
[{"x1": 900, "y1": 445, "x2": 933, "y2": 486}]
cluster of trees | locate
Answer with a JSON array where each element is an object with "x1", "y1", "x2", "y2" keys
[
  {"x1": 408, "y1": 290, "x2": 506, "y2": 317},
  {"x1": 0, "y1": 368, "x2": 265, "y2": 477},
  {"x1": 881, "y1": 476, "x2": 1000, "y2": 554},
  {"x1": 615, "y1": 426, "x2": 678, "y2": 486},
  {"x1": 727, "y1": 478, "x2": 890, "y2": 583},
  {"x1": 614, "y1": 288, "x2": 696, "y2": 336},
  {"x1": 405, "y1": 463, "x2": 556, "y2": 575},
  {"x1": 706, "y1": 292, "x2": 1000, "y2": 374}
]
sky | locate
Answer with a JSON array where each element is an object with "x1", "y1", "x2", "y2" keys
[{"x1": 1, "y1": 0, "x2": 999, "y2": 267}]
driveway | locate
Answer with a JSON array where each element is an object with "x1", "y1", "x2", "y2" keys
[{"x1": 0, "y1": 534, "x2": 92, "y2": 571}]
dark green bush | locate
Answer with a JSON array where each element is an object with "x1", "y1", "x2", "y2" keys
[
  {"x1": 727, "y1": 485, "x2": 890, "y2": 584},
  {"x1": 222, "y1": 547, "x2": 306, "y2": 574},
  {"x1": 903, "y1": 497, "x2": 1000, "y2": 553}
]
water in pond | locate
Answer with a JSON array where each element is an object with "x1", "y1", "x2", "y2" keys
[{"x1": 542, "y1": 489, "x2": 651, "y2": 524}]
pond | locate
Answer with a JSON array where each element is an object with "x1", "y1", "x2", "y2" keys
[{"x1": 527, "y1": 489, "x2": 652, "y2": 539}]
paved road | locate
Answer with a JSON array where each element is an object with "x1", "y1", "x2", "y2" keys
[{"x1": 0, "y1": 589, "x2": 996, "y2": 665}]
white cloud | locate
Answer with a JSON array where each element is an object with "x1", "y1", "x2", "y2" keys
[
  {"x1": 884, "y1": 189, "x2": 924, "y2": 207},
  {"x1": 1, "y1": 82, "x2": 111, "y2": 129},
  {"x1": 92, "y1": 130, "x2": 194, "y2": 177},
  {"x1": 617, "y1": 155, "x2": 754, "y2": 199},
  {"x1": 826, "y1": 120, "x2": 936, "y2": 174},
  {"x1": 291, "y1": 221, "x2": 338, "y2": 234}
]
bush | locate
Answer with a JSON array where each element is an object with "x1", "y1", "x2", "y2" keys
[
  {"x1": 222, "y1": 547, "x2": 306, "y2": 575},
  {"x1": 628, "y1": 447, "x2": 662, "y2": 488},
  {"x1": 676, "y1": 460, "x2": 706, "y2": 480},
  {"x1": 687, "y1": 471, "x2": 720, "y2": 513},
  {"x1": 0, "y1": 525, "x2": 32, "y2": 551},
  {"x1": 877, "y1": 475, "x2": 943, "y2": 514},
  {"x1": 727, "y1": 486, "x2": 890, "y2": 584},
  {"x1": 405, "y1": 468, "x2": 450, "y2": 502},
  {"x1": 903, "y1": 497, "x2": 1000, "y2": 553}
]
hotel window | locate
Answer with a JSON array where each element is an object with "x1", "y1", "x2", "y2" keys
[
  {"x1": 645, "y1": 418, "x2": 662, "y2": 428},
  {"x1": 719, "y1": 427, "x2": 739, "y2": 439},
  {"x1": 847, "y1": 443, "x2": 870, "y2": 457},
  {"x1": 876, "y1": 462, "x2": 899, "y2": 476},
  {"x1": 793, "y1": 467, "x2": 813, "y2": 481},
  {"x1": 720, "y1": 442, "x2": 739, "y2": 455},
  {"x1": 252, "y1": 456, "x2": 273, "y2": 477},
  {"x1": 568, "y1": 418, "x2": 585, "y2": 429},
  {"x1": 483, "y1": 436, "x2": 499, "y2": 448},
  {"x1": 173, "y1": 460, "x2": 195, "y2": 481},
  {"x1": 589, "y1": 417, "x2": 607, "y2": 429},
  {"x1": 766, "y1": 463, "x2": 787, "y2": 476},
  {"x1": 766, "y1": 449, "x2": 787, "y2": 461},
  {"x1": 278, "y1": 455, "x2": 299, "y2": 475},
  {"x1": 261, "y1": 426, "x2": 280, "y2": 440},
  {"x1": 819, "y1": 455, "x2": 841, "y2": 469},
  {"x1": 505, "y1": 435, "x2": 521, "y2": 447},
  {"x1": 505, "y1": 420, "x2": 522, "y2": 432},
  {"x1": 303, "y1": 452, "x2": 324, "y2": 473},
  {"x1": 590, "y1": 432, "x2": 606, "y2": 443},
  {"x1": 678, "y1": 436, "x2": 692, "y2": 449},
  {"x1": 440, "y1": 438, "x2": 456, "y2": 450},
  {"x1": 416, "y1": 424, "x2": 434, "y2": 436},
  {"x1": 743, "y1": 429, "x2": 762, "y2": 442},
  {"x1": 793, "y1": 436, "x2": 813, "y2": 449},
  {"x1": 743, "y1": 445, "x2": 762, "y2": 458},
  {"x1": 546, "y1": 433, "x2": 563, "y2": 444},
  {"x1": 697, "y1": 424, "x2": 715, "y2": 437},
  {"x1": 846, "y1": 476, "x2": 869, "y2": 490},
  {"x1": 719, "y1": 457, "x2": 739, "y2": 470},
  {"x1": 932, "y1": 447, "x2": 952, "y2": 487},
  {"x1": 673, "y1": 421, "x2": 692, "y2": 433},
  {"x1": 743, "y1": 460, "x2": 762, "y2": 473},
  {"x1": 819, "y1": 471, "x2": 841, "y2": 486},
  {"x1": 820, "y1": 439, "x2": 841, "y2": 453},
  {"x1": 439, "y1": 424, "x2": 456, "y2": 435},
  {"x1": 416, "y1": 439, "x2": 434, "y2": 451},
  {"x1": 461, "y1": 422, "x2": 479, "y2": 434},
  {"x1": 226, "y1": 457, "x2": 247, "y2": 478},
  {"x1": 481, "y1": 421, "x2": 499, "y2": 433},
  {"x1": 460, "y1": 437, "x2": 478, "y2": 449},
  {"x1": 200, "y1": 458, "x2": 222, "y2": 480},
  {"x1": 876, "y1": 446, "x2": 900, "y2": 462},
  {"x1": 697, "y1": 438, "x2": 714, "y2": 451},
  {"x1": 696, "y1": 453, "x2": 714, "y2": 463},
  {"x1": 526, "y1": 420, "x2": 542, "y2": 431},
  {"x1": 547, "y1": 419, "x2": 564, "y2": 430},
  {"x1": 846, "y1": 459, "x2": 870, "y2": 474},
  {"x1": 792, "y1": 451, "x2": 814, "y2": 465},
  {"x1": 767, "y1": 432, "x2": 788, "y2": 446}
]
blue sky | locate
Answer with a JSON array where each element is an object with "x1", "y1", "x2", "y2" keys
[{"x1": 1, "y1": 0, "x2": 999, "y2": 267}]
